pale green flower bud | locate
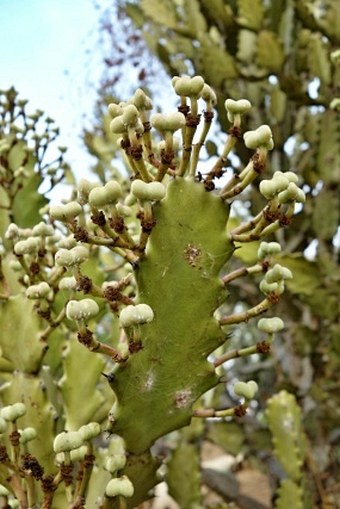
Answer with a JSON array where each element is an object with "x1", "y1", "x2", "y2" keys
[
  {"x1": 257, "y1": 317, "x2": 284, "y2": 333},
  {"x1": 78, "y1": 178, "x2": 99, "y2": 205},
  {"x1": 265, "y1": 264, "x2": 293, "y2": 283},
  {"x1": 19, "y1": 427, "x2": 37, "y2": 444},
  {"x1": 14, "y1": 237, "x2": 40, "y2": 255},
  {"x1": 89, "y1": 181, "x2": 122, "y2": 208},
  {"x1": 58, "y1": 276, "x2": 78, "y2": 291},
  {"x1": 224, "y1": 98, "x2": 251, "y2": 121},
  {"x1": 32, "y1": 222, "x2": 54, "y2": 237},
  {"x1": 110, "y1": 116, "x2": 127, "y2": 134},
  {"x1": 70, "y1": 445, "x2": 88, "y2": 462},
  {"x1": 259, "y1": 279, "x2": 280, "y2": 295},
  {"x1": 1, "y1": 402, "x2": 27, "y2": 422},
  {"x1": 26, "y1": 282, "x2": 51, "y2": 299},
  {"x1": 278, "y1": 182, "x2": 305, "y2": 203},
  {"x1": 244, "y1": 125, "x2": 274, "y2": 150},
  {"x1": 57, "y1": 235, "x2": 77, "y2": 250},
  {"x1": 105, "y1": 476, "x2": 134, "y2": 498},
  {"x1": 201, "y1": 84, "x2": 217, "y2": 105},
  {"x1": 131, "y1": 88, "x2": 153, "y2": 110},
  {"x1": 108, "y1": 103, "x2": 123, "y2": 118},
  {"x1": 281, "y1": 171, "x2": 298, "y2": 184},
  {"x1": 257, "y1": 241, "x2": 281, "y2": 260},
  {"x1": 105, "y1": 181, "x2": 123, "y2": 201},
  {"x1": 5, "y1": 223, "x2": 19, "y2": 240},
  {"x1": 18, "y1": 228, "x2": 33, "y2": 239},
  {"x1": 49, "y1": 201, "x2": 82, "y2": 221},
  {"x1": 122, "y1": 104, "x2": 139, "y2": 127},
  {"x1": 55, "y1": 246, "x2": 89, "y2": 267},
  {"x1": 150, "y1": 112, "x2": 186, "y2": 132},
  {"x1": 79, "y1": 422, "x2": 101, "y2": 441},
  {"x1": 259, "y1": 180, "x2": 277, "y2": 200},
  {"x1": 105, "y1": 454, "x2": 127, "y2": 473},
  {"x1": 120, "y1": 304, "x2": 154, "y2": 328},
  {"x1": 272, "y1": 172, "x2": 290, "y2": 191},
  {"x1": 234, "y1": 380, "x2": 258, "y2": 399},
  {"x1": 173, "y1": 75, "x2": 205, "y2": 98},
  {"x1": 53, "y1": 431, "x2": 83, "y2": 453},
  {"x1": 131, "y1": 180, "x2": 166, "y2": 201},
  {"x1": 66, "y1": 299, "x2": 99, "y2": 322}
]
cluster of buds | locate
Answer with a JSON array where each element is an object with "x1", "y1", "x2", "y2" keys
[{"x1": 260, "y1": 171, "x2": 305, "y2": 204}]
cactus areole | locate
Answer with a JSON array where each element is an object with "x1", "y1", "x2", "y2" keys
[{"x1": 109, "y1": 178, "x2": 233, "y2": 453}]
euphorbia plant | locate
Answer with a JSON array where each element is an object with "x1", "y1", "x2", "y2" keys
[{"x1": 0, "y1": 77, "x2": 305, "y2": 508}]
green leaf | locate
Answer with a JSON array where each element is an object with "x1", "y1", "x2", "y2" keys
[
  {"x1": 270, "y1": 85, "x2": 287, "y2": 123},
  {"x1": 278, "y1": 255, "x2": 319, "y2": 296},
  {"x1": 141, "y1": 0, "x2": 178, "y2": 29},
  {"x1": 237, "y1": 0, "x2": 264, "y2": 30},
  {"x1": 167, "y1": 441, "x2": 202, "y2": 509},
  {"x1": 199, "y1": 0, "x2": 233, "y2": 27},
  {"x1": 0, "y1": 295, "x2": 45, "y2": 373},
  {"x1": 59, "y1": 339, "x2": 106, "y2": 430},
  {"x1": 199, "y1": 39, "x2": 237, "y2": 84},
  {"x1": 256, "y1": 30, "x2": 285, "y2": 72},
  {"x1": 207, "y1": 421, "x2": 245, "y2": 455},
  {"x1": 316, "y1": 110, "x2": 340, "y2": 183},
  {"x1": 125, "y1": 2, "x2": 145, "y2": 28},
  {"x1": 7, "y1": 140, "x2": 27, "y2": 171},
  {"x1": 237, "y1": 29, "x2": 257, "y2": 63},
  {"x1": 12, "y1": 171, "x2": 47, "y2": 227},
  {"x1": 312, "y1": 189, "x2": 339, "y2": 241},
  {"x1": 308, "y1": 34, "x2": 331, "y2": 85},
  {"x1": 185, "y1": 0, "x2": 207, "y2": 35},
  {"x1": 0, "y1": 371, "x2": 57, "y2": 472}
]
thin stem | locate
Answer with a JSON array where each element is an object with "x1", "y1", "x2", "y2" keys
[
  {"x1": 219, "y1": 297, "x2": 272, "y2": 325},
  {"x1": 40, "y1": 307, "x2": 66, "y2": 341},
  {"x1": 214, "y1": 338, "x2": 272, "y2": 367},
  {"x1": 193, "y1": 403, "x2": 248, "y2": 419},
  {"x1": 25, "y1": 474, "x2": 36, "y2": 508},
  {"x1": 221, "y1": 163, "x2": 259, "y2": 200},
  {"x1": 189, "y1": 116, "x2": 213, "y2": 177}
]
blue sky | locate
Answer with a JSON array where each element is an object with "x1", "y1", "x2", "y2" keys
[{"x1": 1, "y1": 0, "x2": 108, "y2": 171}]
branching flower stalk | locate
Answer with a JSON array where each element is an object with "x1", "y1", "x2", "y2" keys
[{"x1": 0, "y1": 78, "x2": 306, "y2": 508}]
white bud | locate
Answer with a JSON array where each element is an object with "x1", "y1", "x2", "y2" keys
[
  {"x1": 66, "y1": 298, "x2": 99, "y2": 322},
  {"x1": 53, "y1": 431, "x2": 83, "y2": 453},
  {"x1": 257, "y1": 317, "x2": 284, "y2": 333},
  {"x1": 131, "y1": 180, "x2": 166, "y2": 201},
  {"x1": 26, "y1": 282, "x2": 51, "y2": 299},
  {"x1": 79, "y1": 422, "x2": 101, "y2": 441},
  {"x1": 1, "y1": 403, "x2": 27, "y2": 422},
  {"x1": 58, "y1": 276, "x2": 78, "y2": 291},
  {"x1": 119, "y1": 304, "x2": 154, "y2": 328},
  {"x1": 234, "y1": 380, "x2": 258, "y2": 399},
  {"x1": 244, "y1": 125, "x2": 274, "y2": 150},
  {"x1": 105, "y1": 476, "x2": 134, "y2": 498}
]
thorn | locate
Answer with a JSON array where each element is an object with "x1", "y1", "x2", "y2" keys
[{"x1": 101, "y1": 372, "x2": 115, "y2": 385}]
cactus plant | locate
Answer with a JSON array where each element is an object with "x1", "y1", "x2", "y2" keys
[
  {"x1": 266, "y1": 390, "x2": 307, "y2": 509},
  {"x1": 0, "y1": 77, "x2": 308, "y2": 508}
]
